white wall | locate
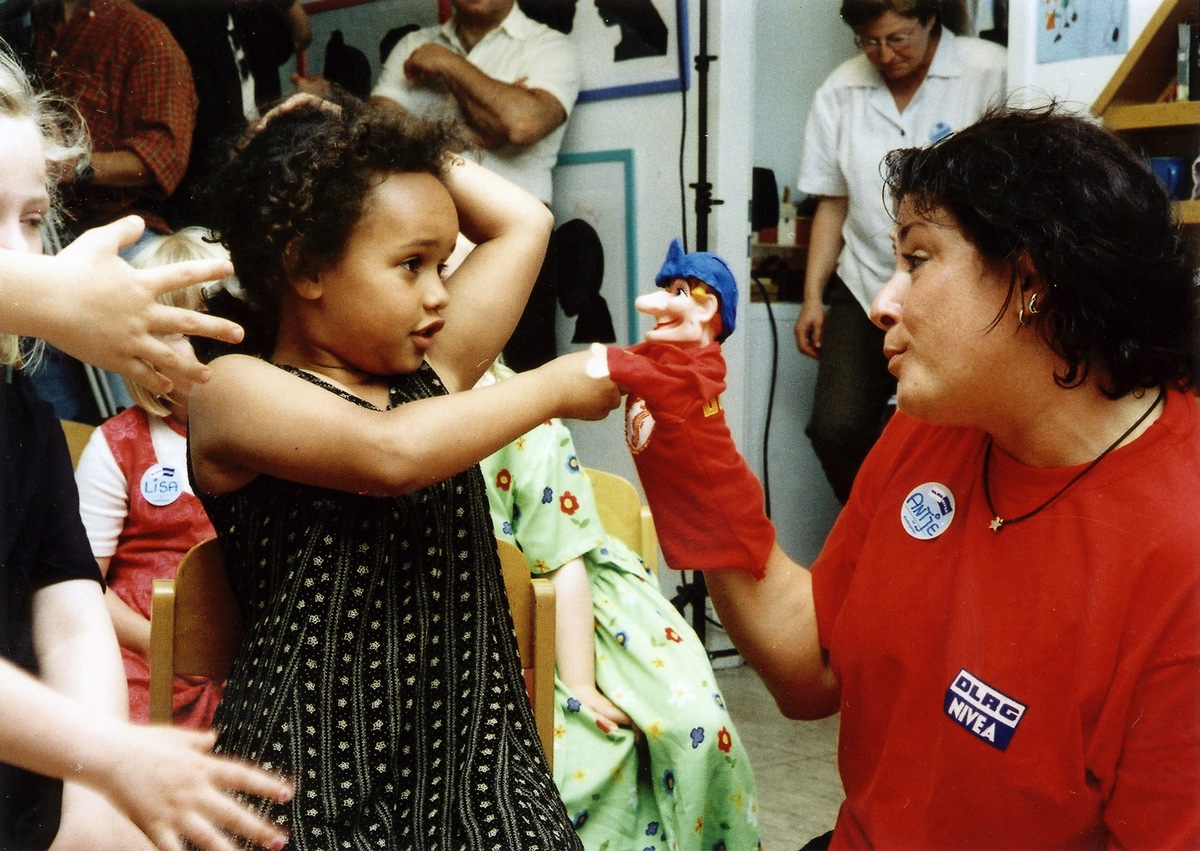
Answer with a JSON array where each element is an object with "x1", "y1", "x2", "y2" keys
[
  {"x1": 753, "y1": 0, "x2": 857, "y2": 201},
  {"x1": 1006, "y1": 0, "x2": 1160, "y2": 113}
]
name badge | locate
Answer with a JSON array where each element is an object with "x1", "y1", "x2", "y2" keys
[
  {"x1": 140, "y1": 463, "x2": 182, "y2": 507},
  {"x1": 900, "y1": 482, "x2": 955, "y2": 540}
]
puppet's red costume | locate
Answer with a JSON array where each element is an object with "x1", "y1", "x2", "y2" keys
[{"x1": 607, "y1": 341, "x2": 775, "y2": 577}]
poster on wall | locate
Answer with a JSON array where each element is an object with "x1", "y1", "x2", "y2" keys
[
  {"x1": 302, "y1": 0, "x2": 438, "y2": 82},
  {"x1": 550, "y1": 150, "x2": 639, "y2": 350},
  {"x1": 554, "y1": 0, "x2": 690, "y2": 102},
  {"x1": 1036, "y1": 0, "x2": 1128, "y2": 64}
]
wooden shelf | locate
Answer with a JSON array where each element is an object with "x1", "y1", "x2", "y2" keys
[
  {"x1": 1092, "y1": 0, "x2": 1200, "y2": 115},
  {"x1": 1102, "y1": 100, "x2": 1200, "y2": 131},
  {"x1": 1093, "y1": 0, "x2": 1200, "y2": 227}
]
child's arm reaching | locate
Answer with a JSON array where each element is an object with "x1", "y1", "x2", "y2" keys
[
  {"x1": 0, "y1": 657, "x2": 292, "y2": 850},
  {"x1": 0, "y1": 216, "x2": 243, "y2": 396},
  {"x1": 549, "y1": 557, "x2": 631, "y2": 733},
  {"x1": 428, "y1": 156, "x2": 554, "y2": 394}
]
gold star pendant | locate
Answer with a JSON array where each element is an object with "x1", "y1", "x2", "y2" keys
[{"x1": 989, "y1": 517, "x2": 1004, "y2": 532}]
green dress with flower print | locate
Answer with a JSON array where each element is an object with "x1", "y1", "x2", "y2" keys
[{"x1": 480, "y1": 408, "x2": 763, "y2": 851}]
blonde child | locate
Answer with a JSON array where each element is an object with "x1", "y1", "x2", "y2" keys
[
  {"x1": 75, "y1": 227, "x2": 234, "y2": 728},
  {"x1": 189, "y1": 94, "x2": 618, "y2": 848}
]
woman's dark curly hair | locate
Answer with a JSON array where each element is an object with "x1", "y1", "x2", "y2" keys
[
  {"x1": 198, "y1": 91, "x2": 471, "y2": 357},
  {"x1": 883, "y1": 103, "x2": 1197, "y2": 397}
]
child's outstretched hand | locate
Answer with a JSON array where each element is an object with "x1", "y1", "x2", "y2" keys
[
  {"x1": 5, "y1": 216, "x2": 244, "y2": 396},
  {"x1": 93, "y1": 724, "x2": 293, "y2": 851}
]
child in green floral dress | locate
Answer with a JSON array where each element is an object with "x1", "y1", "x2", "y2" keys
[{"x1": 480, "y1": 363, "x2": 762, "y2": 851}]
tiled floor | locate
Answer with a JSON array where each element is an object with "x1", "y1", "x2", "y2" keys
[{"x1": 714, "y1": 662, "x2": 844, "y2": 851}]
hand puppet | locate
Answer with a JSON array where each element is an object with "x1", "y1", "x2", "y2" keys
[{"x1": 593, "y1": 238, "x2": 775, "y2": 578}]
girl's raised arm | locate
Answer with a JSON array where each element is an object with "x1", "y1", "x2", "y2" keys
[{"x1": 429, "y1": 157, "x2": 553, "y2": 393}]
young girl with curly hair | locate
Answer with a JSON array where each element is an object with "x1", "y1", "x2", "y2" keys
[{"x1": 189, "y1": 94, "x2": 619, "y2": 849}]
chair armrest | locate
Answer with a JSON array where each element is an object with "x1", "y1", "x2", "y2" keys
[
  {"x1": 640, "y1": 505, "x2": 659, "y2": 576},
  {"x1": 530, "y1": 576, "x2": 556, "y2": 770},
  {"x1": 148, "y1": 578, "x2": 176, "y2": 726}
]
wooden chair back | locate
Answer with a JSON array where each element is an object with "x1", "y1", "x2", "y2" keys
[
  {"x1": 60, "y1": 419, "x2": 96, "y2": 469},
  {"x1": 496, "y1": 537, "x2": 556, "y2": 771},
  {"x1": 148, "y1": 537, "x2": 245, "y2": 725},
  {"x1": 582, "y1": 466, "x2": 658, "y2": 574}
]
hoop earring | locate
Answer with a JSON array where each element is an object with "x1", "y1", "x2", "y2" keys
[{"x1": 1018, "y1": 292, "x2": 1040, "y2": 327}]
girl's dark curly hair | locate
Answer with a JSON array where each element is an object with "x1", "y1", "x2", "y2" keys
[
  {"x1": 883, "y1": 102, "x2": 1197, "y2": 397},
  {"x1": 198, "y1": 91, "x2": 471, "y2": 357}
]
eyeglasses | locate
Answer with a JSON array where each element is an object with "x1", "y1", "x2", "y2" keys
[{"x1": 854, "y1": 25, "x2": 922, "y2": 55}]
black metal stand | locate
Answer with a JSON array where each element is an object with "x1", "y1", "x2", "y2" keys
[
  {"x1": 668, "y1": 0, "x2": 738, "y2": 661},
  {"x1": 688, "y1": 0, "x2": 721, "y2": 253}
]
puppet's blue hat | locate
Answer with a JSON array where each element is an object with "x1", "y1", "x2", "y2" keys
[{"x1": 654, "y1": 237, "x2": 737, "y2": 341}]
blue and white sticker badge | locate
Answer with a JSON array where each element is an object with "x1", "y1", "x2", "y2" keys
[
  {"x1": 900, "y1": 482, "x2": 955, "y2": 540},
  {"x1": 944, "y1": 669, "x2": 1027, "y2": 751},
  {"x1": 140, "y1": 463, "x2": 183, "y2": 507}
]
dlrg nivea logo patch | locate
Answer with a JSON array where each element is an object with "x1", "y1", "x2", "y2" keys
[{"x1": 944, "y1": 669, "x2": 1026, "y2": 751}]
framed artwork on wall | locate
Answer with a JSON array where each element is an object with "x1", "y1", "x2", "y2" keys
[
  {"x1": 301, "y1": 0, "x2": 437, "y2": 81},
  {"x1": 1035, "y1": 0, "x2": 1128, "y2": 63},
  {"x1": 566, "y1": 0, "x2": 690, "y2": 102},
  {"x1": 550, "y1": 149, "x2": 639, "y2": 350}
]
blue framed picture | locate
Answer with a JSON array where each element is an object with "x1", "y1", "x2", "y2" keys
[
  {"x1": 551, "y1": 149, "x2": 639, "y2": 348},
  {"x1": 570, "y1": 0, "x2": 691, "y2": 103}
]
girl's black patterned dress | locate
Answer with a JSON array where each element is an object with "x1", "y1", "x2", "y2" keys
[{"x1": 197, "y1": 363, "x2": 580, "y2": 851}]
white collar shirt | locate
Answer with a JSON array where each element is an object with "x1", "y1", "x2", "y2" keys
[
  {"x1": 373, "y1": 5, "x2": 580, "y2": 204},
  {"x1": 798, "y1": 29, "x2": 1007, "y2": 310}
]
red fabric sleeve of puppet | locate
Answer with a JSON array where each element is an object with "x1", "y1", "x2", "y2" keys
[{"x1": 607, "y1": 342, "x2": 775, "y2": 577}]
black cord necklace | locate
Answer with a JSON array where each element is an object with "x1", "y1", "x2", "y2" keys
[{"x1": 983, "y1": 386, "x2": 1165, "y2": 532}]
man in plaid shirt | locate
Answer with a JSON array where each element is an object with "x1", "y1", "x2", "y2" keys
[
  {"x1": 32, "y1": 0, "x2": 196, "y2": 237},
  {"x1": 28, "y1": 0, "x2": 197, "y2": 424}
]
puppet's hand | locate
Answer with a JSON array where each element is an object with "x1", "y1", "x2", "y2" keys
[{"x1": 585, "y1": 342, "x2": 610, "y2": 379}]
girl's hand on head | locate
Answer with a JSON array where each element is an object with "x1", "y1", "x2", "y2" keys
[
  {"x1": 252, "y1": 91, "x2": 340, "y2": 134},
  {"x1": 38, "y1": 217, "x2": 244, "y2": 396}
]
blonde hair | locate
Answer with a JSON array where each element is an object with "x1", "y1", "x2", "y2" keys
[
  {"x1": 121, "y1": 228, "x2": 235, "y2": 417},
  {"x1": 0, "y1": 40, "x2": 90, "y2": 367}
]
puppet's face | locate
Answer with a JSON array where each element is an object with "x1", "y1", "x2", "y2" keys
[{"x1": 636, "y1": 276, "x2": 719, "y2": 347}]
